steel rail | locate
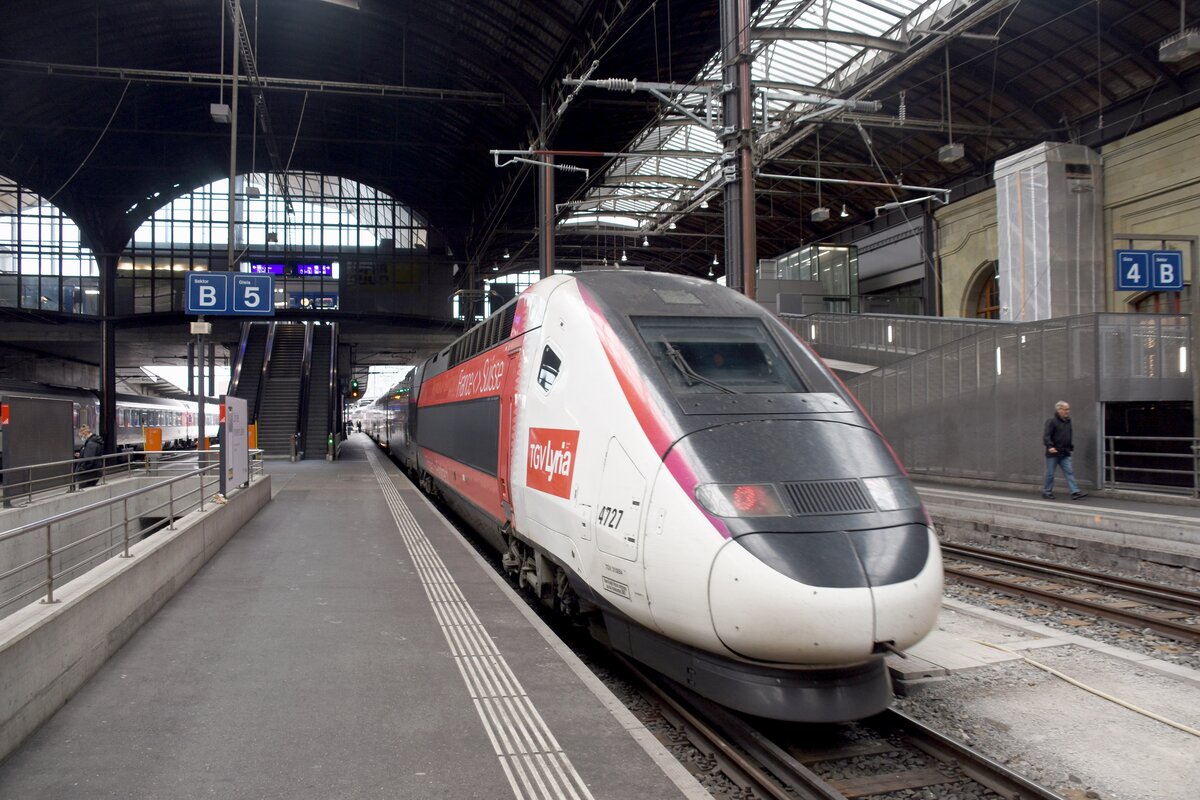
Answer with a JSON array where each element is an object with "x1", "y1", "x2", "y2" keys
[
  {"x1": 944, "y1": 559, "x2": 1200, "y2": 643},
  {"x1": 942, "y1": 543, "x2": 1200, "y2": 613}
]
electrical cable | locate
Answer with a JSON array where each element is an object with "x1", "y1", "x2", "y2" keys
[
  {"x1": 975, "y1": 640, "x2": 1200, "y2": 738},
  {"x1": 46, "y1": 80, "x2": 130, "y2": 204}
]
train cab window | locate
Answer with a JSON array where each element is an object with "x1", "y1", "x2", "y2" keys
[
  {"x1": 537, "y1": 345, "x2": 561, "y2": 392},
  {"x1": 634, "y1": 317, "x2": 806, "y2": 394}
]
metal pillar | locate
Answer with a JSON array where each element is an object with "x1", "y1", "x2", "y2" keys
[
  {"x1": 100, "y1": 253, "x2": 117, "y2": 456},
  {"x1": 539, "y1": 93, "x2": 555, "y2": 279},
  {"x1": 720, "y1": 0, "x2": 756, "y2": 297}
]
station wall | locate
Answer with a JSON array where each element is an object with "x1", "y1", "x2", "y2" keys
[{"x1": 934, "y1": 106, "x2": 1200, "y2": 319}]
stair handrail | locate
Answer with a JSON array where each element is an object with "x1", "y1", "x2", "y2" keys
[
  {"x1": 327, "y1": 322, "x2": 339, "y2": 452},
  {"x1": 228, "y1": 321, "x2": 252, "y2": 396},
  {"x1": 253, "y1": 322, "x2": 276, "y2": 425},
  {"x1": 296, "y1": 322, "x2": 315, "y2": 459}
]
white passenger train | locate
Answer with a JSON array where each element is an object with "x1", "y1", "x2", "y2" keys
[{"x1": 366, "y1": 271, "x2": 942, "y2": 721}]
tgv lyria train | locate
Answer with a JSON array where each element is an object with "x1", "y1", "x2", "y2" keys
[{"x1": 366, "y1": 270, "x2": 942, "y2": 721}]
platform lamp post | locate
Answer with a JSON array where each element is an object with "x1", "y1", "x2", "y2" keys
[{"x1": 218, "y1": 0, "x2": 241, "y2": 486}]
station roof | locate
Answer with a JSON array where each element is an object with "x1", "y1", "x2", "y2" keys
[{"x1": 2, "y1": 0, "x2": 1197, "y2": 284}]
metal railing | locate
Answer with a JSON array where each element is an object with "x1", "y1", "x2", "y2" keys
[
  {"x1": 1103, "y1": 435, "x2": 1198, "y2": 496},
  {"x1": 0, "y1": 452, "x2": 265, "y2": 615},
  {"x1": 1, "y1": 450, "x2": 217, "y2": 507}
]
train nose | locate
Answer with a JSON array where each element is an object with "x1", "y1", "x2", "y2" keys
[{"x1": 707, "y1": 525, "x2": 938, "y2": 664}]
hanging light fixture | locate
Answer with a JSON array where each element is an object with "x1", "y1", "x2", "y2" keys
[
  {"x1": 708, "y1": 265, "x2": 715, "y2": 278},
  {"x1": 840, "y1": 204, "x2": 849, "y2": 218},
  {"x1": 712, "y1": 253, "x2": 720, "y2": 266},
  {"x1": 668, "y1": 221, "x2": 676, "y2": 230},
  {"x1": 502, "y1": 248, "x2": 510, "y2": 259},
  {"x1": 621, "y1": 250, "x2": 628, "y2": 263},
  {"x1": 700, "y1": 198, "x2": 709, "y2": 209},
  {"x1": 642, "y1": 236, "x2": 649, "y2": 247}
]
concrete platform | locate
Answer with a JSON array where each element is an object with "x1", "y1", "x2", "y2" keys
[
  {"x1": 915, "y1": 480, "x2": 1200, "y2": 587},
  {"x1": 0, "y1": 436, "x2": 707, "y2": 800}
]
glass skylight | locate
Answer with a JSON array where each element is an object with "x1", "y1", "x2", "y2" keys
[{"x1": 559, "y1": 0, "x2": 981, "y2": 234}]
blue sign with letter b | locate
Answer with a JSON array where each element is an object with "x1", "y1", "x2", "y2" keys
[{"x1": 186, "y1": 273, "x2": 230, "y2": 313}]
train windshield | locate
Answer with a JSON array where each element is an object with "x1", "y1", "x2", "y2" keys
[{"x1": 634, "y1": 317, "x2": 807, "y2": 394}]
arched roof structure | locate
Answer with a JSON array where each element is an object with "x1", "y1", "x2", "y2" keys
[{"x1": 2, "y1": 0, "x2": 1196, "y2": 281}]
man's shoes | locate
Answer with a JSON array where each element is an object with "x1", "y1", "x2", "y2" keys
[
  {"x1": 1071, "y1": 492, "x2": 1088, "y2": 500},
  {"x1": 1042, "y1": 493, "x2": 1055, "y2": 499}
]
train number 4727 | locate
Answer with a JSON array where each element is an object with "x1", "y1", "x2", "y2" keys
[{"x1": 597, "y1": 505, "x2": 624, "y2": 529}]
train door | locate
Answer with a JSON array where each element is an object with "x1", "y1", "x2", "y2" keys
[
  {"x1": 594, "y1": 438, "x2": 644, "y2": 561},
  {"x1": 497, "y1": 340, "x2": 523, "y2": 522}
]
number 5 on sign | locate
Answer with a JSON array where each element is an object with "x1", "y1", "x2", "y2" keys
[{"x1": 232, "y1": 275, "x2": 275, "y2": 315}]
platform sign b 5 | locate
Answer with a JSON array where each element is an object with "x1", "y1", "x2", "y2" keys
[{"x1": 185, "y1": 272, "x2": 275, "y2": 316}]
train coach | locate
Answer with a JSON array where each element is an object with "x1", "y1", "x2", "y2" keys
[
  {"x1": 0, "y1": 380, "x2": 219, "y2": 460},
  {"x1": 368, "y1": 270, "x2": 943, "y2": 722}
]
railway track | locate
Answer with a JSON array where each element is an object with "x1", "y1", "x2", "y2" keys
[
  {"x1": 942, "y1": 542, "x2": 1200, "y2": 643},
  {"x1": 622, "y1": 656, "x2": 1064, "y2": 800}
]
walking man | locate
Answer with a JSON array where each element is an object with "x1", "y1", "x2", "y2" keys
[
  {"x1": 1043, "y1": 401, "x2": 1086, "y2": 500},
  {"x1": 72, "y1": 424, "x2": 105, "y2": 491}
]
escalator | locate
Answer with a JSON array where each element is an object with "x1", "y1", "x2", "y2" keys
[
  {"x1": 301, "y1": 324, "x2": 334, "y2": 460},
  {"x1": 229, "y1": 322, "x2": 268, "y2": 419},
  {"x1": 256, "y1": 323, "x2": 306, "y2": 457},
  {"x1": 227, "y1": 321, "x2": 340, "y2": 459}
]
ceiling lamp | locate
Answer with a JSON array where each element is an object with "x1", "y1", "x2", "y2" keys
[
  {"x1": 700, "y1": 198, "x2": 709, "y2": 209},
  {"x1": 811, "y1": 207, "x2": 830, "y2": 222},
  {"x1": 938, "y1": 48, "x2": 965, "y2": 164},
  {"x1": 502, "y1": 248, "x2": 510, "y2": 259},
  {"x1": 712, "y1": 254, "x2": 720, "y2": 266},
  {"x1": 668, "y1": 221, "x2": 677, "y2": 230},
  {"x1": 621, "y1": 250, "x2": 628, "y2": 263},
  {"x1": 840, "y1": 204, "x2": 849, "y2": 218},
  {"x1": 642, "y1": 236, "x2": 650, "y2": 247},
  {"x1": 1160, "y1": 2, "x2": 1199, "y2": 62}
]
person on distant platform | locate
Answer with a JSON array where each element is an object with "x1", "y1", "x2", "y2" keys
[
  {"x1": 1042, "y1": 401, "x2": 1087, "y2": 500},
  {"x1": 71, "y1": 424, "x2": 105, "y2": 491}
]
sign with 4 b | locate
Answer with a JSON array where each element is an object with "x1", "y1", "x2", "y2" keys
[
  {"x1": 185, "y1": 272, "x2": 275, "y2": 315},
  {"x1": 1115, "y1": 250, "x2": 1183, "y2": 292}
]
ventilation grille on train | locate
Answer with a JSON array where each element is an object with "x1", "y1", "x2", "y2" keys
[{"x1": 781, "y1": 479, "x2": 874, "y2": 515}]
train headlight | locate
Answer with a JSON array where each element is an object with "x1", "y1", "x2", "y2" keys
[
  {"x1": 862, "y1": 476, "x2": 922, "y2": 511},
  {"x1": 695, "y1": 483, "x2": 787, "y2": 518}
]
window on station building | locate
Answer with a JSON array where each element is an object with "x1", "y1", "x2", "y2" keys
[
  {"x1": 452, "y1": 269, "x2": 576, "y2": 322},
  {"x1": 0, "y1": 173, "x2": 100, "y2": 315},
  {"x1": 967, "y1": 260, "x2": 1000, "y2": 319},
  {"x1": 121, "y1": 172, "x2": 428, "y2": 314},
  {"x1": 1130, "y1": 287, "x2": 1189, "y2": 314}
]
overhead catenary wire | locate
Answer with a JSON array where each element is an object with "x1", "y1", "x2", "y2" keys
[{"x1": 46, "y1": 80, "x2": 131, "y2": 205}]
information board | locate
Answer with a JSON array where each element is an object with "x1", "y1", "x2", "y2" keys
[
  {"x1": 222, "y1": 395, "x2": 249, "y2": 490},
  {"x1": 185, "y1": 272, "x2": 275, "y2": 315},
  {"x1": 1115, "y1": 250, "x2": 1184, "y2": 291}
]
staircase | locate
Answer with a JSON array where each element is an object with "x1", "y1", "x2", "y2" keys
[
  {"x1": 256, "y1": 323, "x2": 306, "y2": 458},
  {"x1": 230, "y1": 322, "x2": 268, "y2": 421},
  {"x1": 302, "y1": 325, "x2": 333, "y2": 459}
]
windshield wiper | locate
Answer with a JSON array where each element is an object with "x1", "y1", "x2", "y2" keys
[{"x1": 663, "y1": 343, "x2": 737, "y2": 394}]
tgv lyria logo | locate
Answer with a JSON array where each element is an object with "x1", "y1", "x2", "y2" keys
[{"x1": 527, "y1": 428, "x2": 580, "y2": 499}]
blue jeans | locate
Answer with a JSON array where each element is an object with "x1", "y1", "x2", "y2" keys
[{"x1": 1043, "y1": 454, "x2": 1080, "y2": 496}]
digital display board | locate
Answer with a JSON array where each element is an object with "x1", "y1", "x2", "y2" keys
[
  {"x1": 297, "y1": 263, "x2": 333, "y2": 276},
  {"x1": 248, "y1": 263, "x2": 285, "y2": 275}
]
